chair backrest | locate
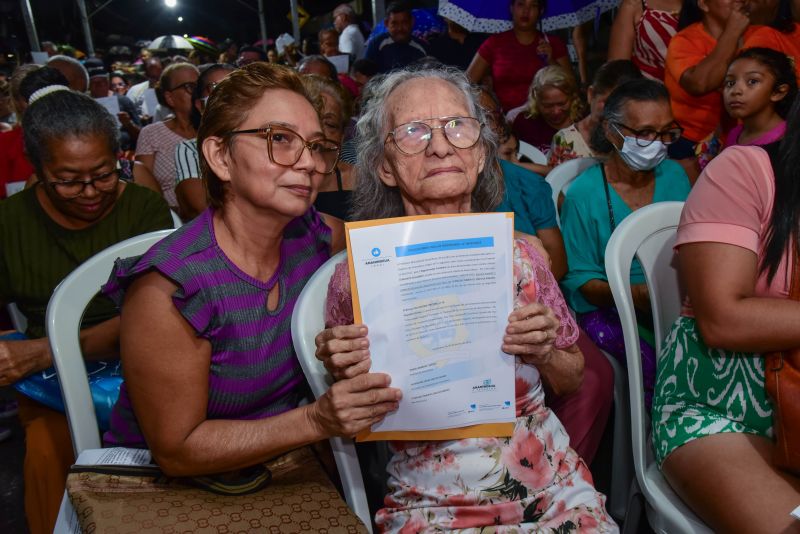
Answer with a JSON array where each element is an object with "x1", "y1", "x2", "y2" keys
[
  {"x1": 545, "y1": 157, "x2": 599, "y2": 227},
  {"x1": 7, "y1": 302, "x2": 27, "y2": 333},
  {"x1": 291, "y1": 250, "x2": 373, "y2": 532},
  {"x1": 604, "y1": 202, "x2": 684, "y2": 504},
  {"x1": 45, "y1": 229, "x2": 175, "y2": 457},
  {"x1": 517, "y1": 140, "x2": 548, "y2": 165}
]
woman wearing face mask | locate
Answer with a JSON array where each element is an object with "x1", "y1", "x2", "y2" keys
[{"x1": 560, "y1": 79, "x2": 690, "y2": 407}]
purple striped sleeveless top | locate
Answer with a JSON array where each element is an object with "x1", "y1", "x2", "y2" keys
[{"x1": 101, "y1": 207, "x2": 331, "y2": 448}]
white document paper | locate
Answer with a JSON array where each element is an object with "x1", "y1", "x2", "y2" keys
[
  {"x1": 94, "y1": 96, "x2": 121, "y2": 128},
  {"x1": 74, "y1": 447, "x2": 154, "y2": 466},
  {"x1": 31, "y1": 52, "x2": 49, "y2": 65},
  {"x1": 347, "y1": 213, "x2": 516, "y2": 433},
  {"x1": 328, "y1": 54, "x2": 350, "y2": 74},
  {"x1": 141, "y1": 88, "x2": 159, "y2": 117}
]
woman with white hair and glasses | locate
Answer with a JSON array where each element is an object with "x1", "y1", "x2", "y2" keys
[
  {"x1": 315, "y1": 66, "x2": 616, "y2": 532},
  {"x1": 560, "y1": 78, "x2": 690, "y2": 409}
]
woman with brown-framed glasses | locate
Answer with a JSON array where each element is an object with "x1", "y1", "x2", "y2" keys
[
  {"x1": 560, "y1": 78, "x2": 691, "y2": 408},
  {"x1": 135, "y1": 62, "x2": 199, "y2": 213},
  {"x1": 100, "y1": 65, "x2": 385, "y2": 529}
]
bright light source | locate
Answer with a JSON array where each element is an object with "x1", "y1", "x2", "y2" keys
[
  {"x1": 177, "y1": 16, "x2": 183, "y2": 22},
  {"x1": 183, "y1": 34, "x2": 188, "y2": 38},
  {"x1": 165, "y1": 0, "x2": 176, "y2": 7}
]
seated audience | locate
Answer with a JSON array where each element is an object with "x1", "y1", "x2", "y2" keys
[
  {"x1": 365, "y1": 2, "x2": 427, "y2": 73},
  {"x1": 333, "y1": 3, "x2": 366, "y2": 60},
  {"x1": 0, "y1": 86, "x2": 172, "y2": 534},
  {"x1": 608, "y1": 0, "x2": 683, "y2": 81},
  {"x1": 85, "y1": 58, "x2": 141, "y2": 152},
  {"x1": 174, "y1": 63, "x2": 235, "y2": 220},
  {"x1": 318, "y1": 28, "x2": 342, "y2": 57},
  {"x1": 126, "y1": 56, "x2": 164, "y2": 121},
  {"x1": 481, "y1": 87, "x2": 614, "y2": 465},
  {"x1": 467, "y1": 0, "x2": 571, "y2": 113},
  {"x1": 235, "y1": 45, "x2": 267, "y2": 67},
  {"x1": 744, "y1": 0, "x2": 800, "y2": 82},
  {"x1": 0, "y1": 64, "x2": 40, "y2": 198},
  {"x1": 652, "y1": 93, "x2": 800, "y2": 534},
  {"x1": 560, "y1": 79, "x2": 690, "y2": 407},
  {"x1": 101, "y1": 68, "x2": 380, "y2": 527},
  {"x1": 303, "y1": 75, "x2": 355, "y2": 221},
  {"x1": 136, "y1": 62, "x2": 199, "y2": 212},
  {"x1": 550, "y1": 60, "x2": 643, "y2": 167},
  {"x1": 510, "y1": 65, "x2": 585, "y2": 171},
  {"x1": 316, "y1": 66, "x2": 617, "y2": 531},
  {"x1": 723, "y1": 47, "x2": 796, "y2": 149},
  {"x1": 46, "y1": 55, "x2": 88, "y2": 92},
  {"x1": 297, "y1": 54, "x2": 339, "y2": 82},
  {"x1": 665, "y1": 0, "x2": 750, "y2": 174}
]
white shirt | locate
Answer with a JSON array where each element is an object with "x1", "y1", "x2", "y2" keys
[{"x1": 339, "y1": 24, "x2": 365, "y2": 60}]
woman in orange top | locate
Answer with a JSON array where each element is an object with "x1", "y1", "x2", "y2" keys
[{"x1": 664, "y1": 0, "x2": 750, "y2": 172}]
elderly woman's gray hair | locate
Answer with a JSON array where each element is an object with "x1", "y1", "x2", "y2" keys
[
  {"x1": 351, "y1": 67, "x2": 503, "y2": 221},
  {"x1": 589, "y1": 78, "x2": 670, "y2": 154}
]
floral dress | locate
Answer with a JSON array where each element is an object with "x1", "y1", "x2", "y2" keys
[{"x1": 325, "y1": 238, "x2": 617, "y2": 533}]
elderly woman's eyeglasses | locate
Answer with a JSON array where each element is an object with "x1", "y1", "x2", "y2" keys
[
  {"x1": 46, "y1": 164, "x2": 120, "y2": 199},
  {"x1": 228, "y1": 124, "x2": 340, "y2": 174},
  {"x1": 386, "y1": 117, "x2": 483, "y2": 155},
  {"x1": 612, "y1": 122, "x2": 683, "y2": 147}
]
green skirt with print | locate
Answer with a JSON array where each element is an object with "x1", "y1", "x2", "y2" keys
[{"x1": 652, "y1": 316, "x2": 773, "y2": 466}]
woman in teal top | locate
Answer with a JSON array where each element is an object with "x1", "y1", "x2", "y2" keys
[{"x1": 560, "y1": 79, "x2": 690, "y2": 406}]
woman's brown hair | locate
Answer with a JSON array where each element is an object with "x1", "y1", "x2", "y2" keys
[{"x1": 197, "y1": 62, "x2": 321, "y2": 209}]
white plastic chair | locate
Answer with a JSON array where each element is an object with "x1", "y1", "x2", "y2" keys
[
  {"x1": 604, "y1": 201, "x2": 711, "y2": 533},
  {"x1": 517, "y1": 140, "x2": 548, "y2": 165},
  {"x1": 291, "y1": 250, "x2": 373, "y2": 532},
  {"x1": 46, "y1": 229, "x2": 174, "y2": 457},
  {"x1": 545, "y1": 157, "x2": 599, "y2": 227},
  {"x1": 170, "y1": 209, "x2": 183, "y2": 228},
  {"x1": 47, "y1": 228, "x2": 174, "y2": 534}
]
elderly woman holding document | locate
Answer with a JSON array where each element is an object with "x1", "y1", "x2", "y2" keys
[{"x1": 315, "y1": 66, "x2": 616, "y2": 532}]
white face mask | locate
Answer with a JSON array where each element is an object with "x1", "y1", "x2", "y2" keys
[{"x1": 614, "y1": 126, "x2": 667, "y2": 171}]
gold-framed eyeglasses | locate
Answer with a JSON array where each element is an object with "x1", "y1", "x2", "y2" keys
[
  {"x1": 227, "y1": 124, "x2": 340, "y2": 175},
  {"x1": 386, "y1": 116, "x2": 483, "y2": 155},
  {"x1": 46, "y1": 162, "x2": 120, "y2": 199}
]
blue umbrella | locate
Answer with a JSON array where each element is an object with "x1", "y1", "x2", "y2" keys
[{"x1": 437, "y1": 0, "x2": 618, "y2": 33}]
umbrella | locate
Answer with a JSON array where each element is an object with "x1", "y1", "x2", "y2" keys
[
  {"x1": 187, "y1": 35, "x2": 217, "y2": 56},
  {"x1": 147, "y1": 35, "x2": 194, "y2": 51},
  {"x1": 368, "y1": 8, "x2": 446, "y2": 43},
  {"x1": 437, "y1": 0, "x2": 618, "y2": 33}
]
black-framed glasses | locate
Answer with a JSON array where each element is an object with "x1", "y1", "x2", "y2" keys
[
  {"x1": 227, "y1": 124, "x2": 340, "y2": 175},
  {"x1": 169, "y1": 81, "x2": 197, "y2": 94},
  {"x1": 46, "y1": 163, "x2": 120, "y2": 199},
  {"x1": 612, "y1": 122, "x2": 683, "y2": 147},
  {"x1": 386, "y1": 116, "x2": 483, "y2": 155}
]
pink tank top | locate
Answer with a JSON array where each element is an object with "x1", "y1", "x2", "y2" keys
[{"x1": 632, "y1": 0, "x2": 679, "y2": 81}]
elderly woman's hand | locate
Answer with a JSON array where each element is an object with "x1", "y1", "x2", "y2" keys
[
  {"x1": 315, "y1": 325, "x2": 371, "y2": 380},
  {"x1": 307, "y1": 373, "x2": 402, "y2": 438},
  {"x1": 501, "y1": 302, "x2": 560, "y2": 366}
]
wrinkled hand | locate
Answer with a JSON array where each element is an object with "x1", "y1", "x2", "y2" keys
[
  {"x1": 0, "y1": 338, "x2": 51, "y2": 386},
  {"x1": 308, "y1": 373, "x2": 402, "y2": 438},
  {"x1": 536, "y1": 39, "x2": 553, "y2": 63},
  {"x1": 315, "y1": 324, "x2": 371, "y2": 380},
  {"x1": 502, "y1": 302, "x2": 560, "y2": 365}
]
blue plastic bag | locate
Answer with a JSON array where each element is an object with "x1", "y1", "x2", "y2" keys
[{"x1": 6, "y1": 332, "x2": 122, "y2": 430}]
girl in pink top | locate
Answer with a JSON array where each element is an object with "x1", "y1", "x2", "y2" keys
[{"x1": 723, "y1": 47, "x2": 796, "y2": 148}]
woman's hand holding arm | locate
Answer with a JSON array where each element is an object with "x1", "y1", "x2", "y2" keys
[{"x1": 502, "y1": 302, "x2": 584, "y2": 395}]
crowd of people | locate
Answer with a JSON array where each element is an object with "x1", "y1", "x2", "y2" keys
[{"x1": 1, "y1": 0, "x2": 800, "y2": 532}]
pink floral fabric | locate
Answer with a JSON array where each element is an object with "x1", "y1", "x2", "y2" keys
[{"x1": 325, "y1": 239, "x2": 617, "y2": 532}]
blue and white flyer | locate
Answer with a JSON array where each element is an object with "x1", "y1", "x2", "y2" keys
[{"x1": 345, "y1": 212, "x2": 516, "y2": 441}]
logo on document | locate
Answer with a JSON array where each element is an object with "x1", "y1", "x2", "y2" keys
[
  {"x1": 371, "y1": 247, "x2": 381, "y2": 257},
  {"x1": 503, "y1": 400, "x2": 512, "y2": 409},
  {"x1": 472, "y1": 378, "x2": 496, "y2": 392},
  {"x1": 468, "y1": 403, "x2": 477, "y2": 412}
]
